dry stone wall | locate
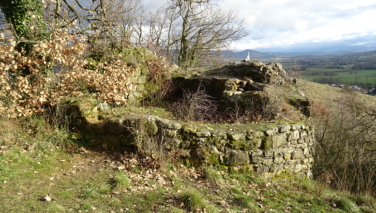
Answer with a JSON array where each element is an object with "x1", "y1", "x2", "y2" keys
[
  {"x1": 69, "y1": 101, "x2": 315, "y2": 178},
  {"x1": 176, "y1": 121, "x2": 315, "y2": 178}
]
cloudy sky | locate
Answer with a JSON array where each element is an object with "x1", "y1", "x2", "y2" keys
[{"x1": 143, "y1": 0, "x2": 376, "y2": 52}]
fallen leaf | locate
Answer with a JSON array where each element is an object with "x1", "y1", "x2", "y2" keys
[
  {"x1": 117, "y1": 165, "x2": 125, "y2": 170},
  {"x1": 80, "y1": 147, "x2": 88, "y2": 153},
  {"x1": 40, "y1": 195, "x2": 51, "y2": 202}
]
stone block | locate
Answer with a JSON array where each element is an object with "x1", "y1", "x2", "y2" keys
[
  {"x1": 252, "y1": 139, "x2": 262, "y2": 148},
  {"x1": 182, "y1": 124, "x2": 197, "y2": 134},
  {"x1": 306, "y1": 170, "x2": 313, "y2": 179},
  {"x1": 264, "y1": 150, "x2": 274, "y2": 158},
  {"x1": 278, "y1": 124, "x2": 291, "y2": 133},
  {"x1": 274, "y1": 149, "x2": 283, "y2": 158},
  {"x1": 292, "y1": 149, "x2": 304, "y2": 159},
  {"x1": 291, "y1": 131, "x2": 300, "y2": 140},
  {"x1": 196, "y1": 131, "x2": 211, "y2": 137},
  {"x1": 271, "y1": 164, "x2": 282, "y2": 172},
  {"x1": 229, "y1": 133, "x2": 246, "y2": 141},
  {"x1": 294, "y1": 164, "x2": 302, "y2": 173},
  {"x1": 283, "y1": 152, "x2": 291, "y2": 160},
  {"x1": 251, "y1": 156, "x2": 263, "y2": 164},
  {"x1": 272, "y1": 134, "x2": 287, "y2": 148},
  {"x1": 261, "y1": 137, "x2": 272, "y2": 150},
  {"x1": 263, "y1": 159, "x2": 273, "y2": 166},
  {"x1": 165, "y1": 129, "x2": 177, "y2": 138},
  {"x1": 300, "y1": 131, "x2": 307, "y2": 138},
  {"x1": 227, "y1": 150, "x2": 249, "y2": 166},
  {"x1": 197, "y1": 138, "x2": 206, "y2": 143},
  {"x1": 291, "y1": 123, "x2": 302, "y2": 130},
  {"x1": 157, "y1": 118, "x2": 181, "y2": 130},
  {"x1": 274, "y1": 157, "x2": 284, "y2": 164},
  {"x1": 303, "y1": 148, "x2": 310, "y2": 155},
  {"x1": 265, "y1": 127, "x2": 278, "y2": 136},
  {"x1": 286, "y1": 159, "x2": 296, "y2": 165},
  {"x1": 249, "y1": 149, "x2": 263, "y2": 157},
  {"x1": 165, "y1": 138, "x2": 181, "y2": 149},
  {"x1": 283, "y1": 164, "x2": 293, "y2": 171}
]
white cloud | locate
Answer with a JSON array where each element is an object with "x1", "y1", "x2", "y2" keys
[
  {"x1": 219, "y1": 0, "x2": 376, "y2": 50},
  {"x1": 142, "y1": 0, "x2": 376, "y2": 51}
]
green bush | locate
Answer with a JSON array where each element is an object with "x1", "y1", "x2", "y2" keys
[
  {"x1": 336, "y1": 197, "x2": 361, "y2": 213},
  {"x1": 182, "y1": 189, "x2": 203, "y2": 211}
]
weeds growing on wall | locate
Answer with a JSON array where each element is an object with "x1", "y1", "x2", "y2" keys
[{"x1": 144, "y1": 57, "x2": 174, "y2": 105}]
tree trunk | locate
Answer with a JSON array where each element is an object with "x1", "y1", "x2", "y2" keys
[
  {"x1": 178, "y1": 3, "x2": 190, "y2": 67},
  {"x1": 0, "y1": 0, "x2": 47, "y2": 40}
]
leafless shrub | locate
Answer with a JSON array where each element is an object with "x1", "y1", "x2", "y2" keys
[
  {"x1": 312, "y1": 91, "x2": 376, "y2": 195},
  {"x1": 125, "y1": 120, "x2": 170, "y2": 171},
  {"x1": 170, "y1": 83, "x2": 217, "y2": 122}
]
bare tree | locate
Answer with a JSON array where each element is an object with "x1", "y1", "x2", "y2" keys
[{"x1": 133, "y1": 0, "x2": 247, "y2": 68}]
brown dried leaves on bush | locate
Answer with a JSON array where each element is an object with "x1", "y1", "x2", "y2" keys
[{"x1": 0, "y1": 29, "x2": 137, "y2": 118}]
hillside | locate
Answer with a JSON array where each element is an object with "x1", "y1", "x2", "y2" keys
[
  {"x1": 1, "y1": 118, "x2": 376, "y2": 212},
  {"x1": 1, "y1": 54, "x2": 376, "y2": 212},
  {"x1": 296, "y1": 79, "x2": 376, "y2": 107}
]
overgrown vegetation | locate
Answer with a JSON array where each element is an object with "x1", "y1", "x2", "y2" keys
[
  {"x1": 1, "y1": 0, "x2": 376, "y2": 211},
  {"x1": 309, "y1": 87, "x2": 376, "y2": 195},
  {"x1": 1, "y1": 119, "x2": 375, "y2": 212}
]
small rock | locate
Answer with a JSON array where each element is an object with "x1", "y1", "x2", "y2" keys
[{"x1": 196, "y1": 131, "x2": 211, "y2": 137}]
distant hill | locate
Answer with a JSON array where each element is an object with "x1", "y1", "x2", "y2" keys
[{"x1": 229, "y1": 49, "x2": 376, "y2": 61}]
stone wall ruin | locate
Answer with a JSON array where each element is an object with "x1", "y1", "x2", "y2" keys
[{"x1": 69, "y1": 102, "x2": 315, "y2": 178}]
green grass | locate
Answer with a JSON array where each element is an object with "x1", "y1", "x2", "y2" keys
[
  {"x1": 1, "y1": 117, "x2": 376, "y2": 212},
  {"x1": 113, "y1": 103, "x2": 175, "y2": 119},
  {"x1": 305, "y1": 68, "x2": 346, "y2": 72},
  {"x1": 302, "y1": 69, "x2": 376, "y2": 85}
]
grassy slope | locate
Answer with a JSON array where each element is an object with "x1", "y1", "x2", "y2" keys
[
  {"x1": 1, "y1": 116, "x2": 376, "y2": 212},
  {"x1": 296, "y1": 79, "x2": 376, "y2": 107}
]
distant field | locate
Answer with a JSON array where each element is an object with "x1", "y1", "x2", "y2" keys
[
  {"x1": 304, "y1": 68, "x2": 345, "y2": 72},
  {"x1": 302, "y1": 69, "x2": 376, "y2": 85}
]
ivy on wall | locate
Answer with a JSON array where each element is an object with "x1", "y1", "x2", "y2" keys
[{"x1": 0, "y1": 0, "x2": 47, "y2": 40}]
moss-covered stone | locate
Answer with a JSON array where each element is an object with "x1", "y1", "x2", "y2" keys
[
  {"x1": 182, "y1": 124, "x2": 198, "y2": 134},
  {"x1": 261, "y1": 136, "x2": 272, "y2": 150},
  {"x1": 227, "y1": 150, "x2": 249, "y2": 166},
  {"x1": 144, "y1": 121, "x2": 158, "y2": 135}
]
